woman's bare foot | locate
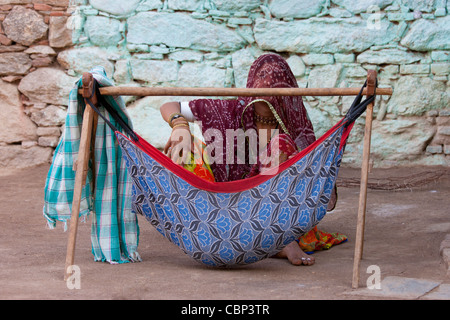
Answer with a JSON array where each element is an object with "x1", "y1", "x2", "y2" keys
[{"x1": 273, "y1": 241, "x2": 315, "y2": 266}]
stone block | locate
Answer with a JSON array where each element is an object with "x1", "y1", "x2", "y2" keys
[
  {"x1": 48, "y1": 16, "x2": 73, "y2": 48},
  {"x1": 402, "y1": 0, "x2": 436, "y2": 12},
  {"x1": 169, "y1": 50, "x2": 203, "y2": 62},
  {"x1": 231, "y1": 48, "x2": 259, "y2": 88},
  {"x1": 149, "y1": 45, "x2": 170, "y2": 54},
  {"x1": 328, "y1": 7, "x2": 352, "y2": 18},
  {"x1": 35, "y1": 1, "x2": 70, "y2": 5},
  {"x1": 0, "y1": 34, "x2": 12, "y2": 46},
  {"x1": 0, "y1": 144, "x2": 53, "y2": 168},
  {"x1": 228, "y1": 17, "x2": 252, "y2": 25},
  {"x1": 236, "y1": 25, "x2": 255, "y2": 44},
  {"x1": 302, "y1": 53, "x2": 334, "y2": 65},
  {"x1": 357, "y1": 48, "x2": 423, "y2": 65},
  {"x1": 113, "y1": 60, "x2": 132, "y2": 84},
  {"x1": 387, "y1": 76, "x2": 449, "y2": 116},
  {"x1": 0, "y1": 79, "x2": 37, "y2": 144},
  {"x1": 345, "y1": 64, "x2": 368, "y2": 78},
  {"x1": 1, "y1": 75, "x2": 22, "y2": 83},
  {"x1": 127, "y1": 96, "x2": 181, "y2": 149},
  {"x1": 399, "y1": 64, "x2": 430, "y2": 74},
  {"x1": 380, "y1": 64, "x2": 399, "y2": 78},
  {"x1": 304, "y1": 100, "x2": 336, "y2": 138},
  {"x1": 401, "y1": 16, "x2": 450, "y2": 51},
  {"x1": 435, "y1": 7, "x2": 447, "y2": 16},
  {"x1": 370, "y1": 117, "x2": 436, "y2": 160},
  {"x1": 438, "y1": 126, "x2": 450, "y2": 136},
  {"x1": 0, "y1": 52, "x2": 32, "y2": 76},
  {"x1": 209, "y1": 10, "x2": 231, "y2": 18},
  {"x1": 334, "y1": 53, "x2": 355, "y2": 63},
  {"x1": 38, "y1": 136, "x2": 59, "y2": 147},
  {"x1": 286, "y1": 55, "x2": 306, "y2": 77},
  {"x1": 177, "y1": 62, "x2": 226, "y2": 87},
  {"x1": 331, "y1": 0, "x2": 395, "y2": 14},
  {"x1": 430, "y1": 131, "x2": 450, "y2": 145},
  {"x1": 213, "y1": 0, "x2": 261, "y2": 12},
  {"x1": 127, "y1": 12, "x2": 246, "y2": 52},
  {"x1": 24, "y1": 45, "x2": 56, "y2": 56},
  {"x1": 431, "y1": 51, "x2": 449, "y2": 62},
  {"x1": 167, "y1": 0, "x2": 202, "y2": 11},
  {"x1": 18, "y1": 68, "x2": 76, "y2": 106},
  {"x1": 21, "y1": 141, "x2": 38, "y2": 149},
  {"x1": 57, "y1": 47, "x2": 115, "y2": 77},
  {"x1": 440, "y1": 109, "x2": 450, "y2": 116},
  {"x1": 89, "y1": 0, "x2": 141, "y2": 16},
  {"x1": 126, "y1": 44, "x2": 149, "y2": 53},
  {"x1": 440, "y1": 234, "x2": 450, "y2": 254},
  {"x1": 426, "y1": 145, "x2": 443, "y2": 154},
  {"x1": 436, "y1": 115, "x2": 450, "y2": 126},
  {"x1": 136, "y1": 0, "x2": 163, "y2": 11},
  {"x1": 444, "y1": 145, "x2": 450, "y2": 154},
  {"x1": 29, "y1": 105, "x2": 66, "y2": 127},
  {"x1": 428, "y1": 110, "x2": 439, "y2": 117},
  {"x1": 134, "y1": 53, "x2": 164, "y2": 60},
  {"x1": 433, "y1": 75, "x2": 449, "y2": 81},
  {"x1": 431, "y1": 63, "x2": 450, "y2": 75},
  {"x1": 34, "y1": 3, "x2": 52, "y2": 11},
  {"x1": 31, "y1": 56, "x2": 54, "y2": 67},
  {"x1": 269, "y1": 0, "x2": 326, "y2": 19},
  {"x1": 2, "y1": 6, "x2": 48, "y2": 46},
  {"x1": 387, "y1": 12, "x2": 415, "y2": 21},
  {"x1": 130, "y1": 59, "x2": 178, "y2": 84},
  {"x1": 36, "y1": 126, "x2": 61, "y2": 136},
  {"x1": 84, "y1": 16, "x2": 122, "y2": 47},
  {"x1": 254, "y1": 17, "x2": 399, "y2": 53},
  {"x1": 308, "y1": 64, "x2": 342, "y2": 89}
]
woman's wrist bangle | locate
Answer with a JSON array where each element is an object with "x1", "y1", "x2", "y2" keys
[
  {"x1": 168, "y1": 112, "x2": 185, "y2": 128},
  {"x1": 171, "y1": 117, "x2": 188, "y2": 125},
  {"x1": 172, "y1": 123, "x2": 190, "y2": 130}
]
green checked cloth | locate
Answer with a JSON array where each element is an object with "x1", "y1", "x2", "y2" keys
[{"x1": 43, "y1": 66, "x2": 141, "y2": 264}]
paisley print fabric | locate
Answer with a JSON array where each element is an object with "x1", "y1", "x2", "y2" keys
[{"x1": 116, "y1": 125, "x2": 345, "y2": 267}]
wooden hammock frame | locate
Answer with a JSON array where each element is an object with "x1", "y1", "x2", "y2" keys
[{"x1": 64, "y1": 70, "x2": 391, "y2": 289}]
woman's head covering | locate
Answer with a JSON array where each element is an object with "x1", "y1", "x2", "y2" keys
[
  {"x1": 189, "y1": 53, "x2": 315, "y2": 182},
  {"x1": 240, "y1": 53, "x2": 316, "y2": 150}
]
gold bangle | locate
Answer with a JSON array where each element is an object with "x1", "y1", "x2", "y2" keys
[
  {"x1": 168, "y1": 112, "x2": 185, "y2": 128},
  {"x1": 171, "y1": 117, "x2": 189, "y2": 126},
  {"x1": 172, "y1": 123, "x2": 190, "y2": 130}
]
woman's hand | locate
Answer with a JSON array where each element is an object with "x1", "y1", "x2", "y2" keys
[
  {"x1": 160, "y1": 102, "x2": 194, "y2": 165},
  {"x1": 164, "y1": 123, "x2": 192, "y2": 165}
]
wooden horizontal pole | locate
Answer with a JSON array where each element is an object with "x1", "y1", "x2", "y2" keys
[{"x1": 79, "y1": 86, "x2": 392, "y2": 97}]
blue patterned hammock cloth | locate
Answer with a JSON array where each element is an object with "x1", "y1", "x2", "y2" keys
[{"x1": 87, "y1": 81, "x2": 374, "y2": 267}]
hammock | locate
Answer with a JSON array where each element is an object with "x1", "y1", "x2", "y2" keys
[{"x1": 84, "y1": 79, "x2": 375, "y2": 267}]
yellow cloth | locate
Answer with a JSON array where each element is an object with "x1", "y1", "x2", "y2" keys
[
  {"x1": 183, "y1": 136, "x2": 215, "y2": 182},
  {"x1": 298, "y1": 226, "x2": 348, "y2": 253}
]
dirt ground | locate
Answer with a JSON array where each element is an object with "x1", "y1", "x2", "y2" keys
[{"x1": 0, "y1": 164, "x2": 449, "y2": 301}]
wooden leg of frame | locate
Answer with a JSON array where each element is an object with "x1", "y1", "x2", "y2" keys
[
  {"x1": 64, "y1": 73, "x2": 96, "y2": 281},
  {"x1": 352, "y1": 70, "x2": 377, "y2": 289}
]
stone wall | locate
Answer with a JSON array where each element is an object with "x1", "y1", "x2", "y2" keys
[
  {"x1": 1, "y1": 0, "x2": 449, "y2": 168},
  {"x1": 0, "y1": 0, "x2": 72, "y2": 168}
]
